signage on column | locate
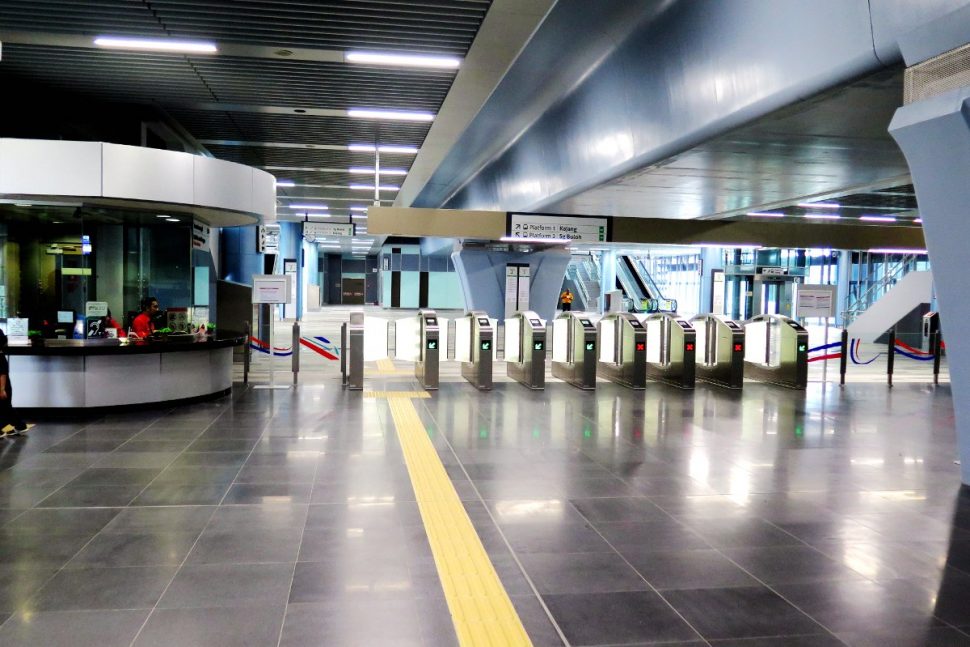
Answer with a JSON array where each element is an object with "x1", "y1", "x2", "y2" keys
[
  {"x1": 258, "y1": 224, "x2": 280, "y2": 253},
  {"x1": 508, "y1": 213, "x2": 609, "y2": 243},
  {"x1": 711, "y1": 270, "x2": 725, "y2": 315},
  {"x1": 504, "y1": 263, "x2": 531, "y2": 319}
]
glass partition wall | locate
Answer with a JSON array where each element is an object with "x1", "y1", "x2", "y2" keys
[{"x1": 0, "y1": 203, "x2": 192, "y2": 334}]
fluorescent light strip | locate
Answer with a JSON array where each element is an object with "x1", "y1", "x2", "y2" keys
[
  {"x1": 349, "y1": 206, "x2": 368, "y2": 212},
  {"x1": 276, "y1": 180, "x2": 296, "y2": 187},
  {"x1": 797, "y1": 202, "x2": 840, "y2": 209},
  {"x1": 347, "y1": 109, "x2": 435, "y2": 122},
  {"x1": 345, "y1": 51, "x2": 461, "y2": 69},
  {"x1": 347, "y1": 144, "x2": 419, "y2": 154},
  {"x1": 746, "y1": 212, "x2": 784, "y2": 217},
  {"x1": 348, "y1": 167, "x2": 408, "y2": 175},
  {"x1": 859, "y1": 215, "x2": 897, "y2": 222},
  {"x1": 351, "y1": 215, "x2": 367, "y2": 220},
  {"x1": 915, "y1": 218, "x2": 923, "y2": 224},
  {"x1": 868, "y1": 248, "x2": 928, "y2": 254},
  {"x1": 349, "y1": 184, "x2": 400, "y2": 191},
  {"x1": 499, "y1": 236, "x2": 571, "y2": 244},
  {"x1": 694, "y1": 243, "x2": 761, "y2": 249},
  {"x1": 94, "y1": 36, "x2": 217, "y2": 53},
  {"x1": 803, "y1": 214, "x2": 841, "y2": 220},
  {"x1": 287, "y1": 204, "x2": 328, "y2": 210}
]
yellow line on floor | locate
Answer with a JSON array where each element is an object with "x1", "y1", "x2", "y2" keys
[
  {"x1": 363, "y1": 391, "x2": 430, "y2": 399},
  {"x1": 385, "y1": 396, "x2": 532, "y2": 647},
  {"x1": 376, "y1": 358, "x2": 396, "y2": 373}
]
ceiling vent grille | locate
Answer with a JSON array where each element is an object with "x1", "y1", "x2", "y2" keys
[{"x1": 905, "y1": 42, "x2": 970, "y2": 104}]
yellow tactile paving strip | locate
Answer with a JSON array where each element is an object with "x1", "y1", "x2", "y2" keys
[
  {"x1": 363, "y1": 391, "x2": 430, "y2": 399},
  {"x1": 383, "y1": 395, "x2": 532, "y2": 647},
  {"x1": 373, "y1": 358, "x2": 414, "y2": 376}
]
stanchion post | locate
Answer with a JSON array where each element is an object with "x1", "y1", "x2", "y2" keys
[
  {"x1": 887, "y1": 326, "x2": 896, "y2": 388},
  {"x1": 243, "y1": 320, "x2": 251, "y2": 384},
  {"x1": 292, "y1": 320, "x2": 300, "y2": 385},
  {"x1": 341, "y1": 322, "x2": 348, "y2": 386},
  {"x1": 932, "y1": 330, "x2": 942, "y2": 385},
  {"x1": 839, "y1": 329, "x2": 848, "y2": 386}
]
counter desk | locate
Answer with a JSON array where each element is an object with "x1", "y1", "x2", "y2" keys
[{"x1": 7, "y1": 337, "x2": 245, "y2": 410}]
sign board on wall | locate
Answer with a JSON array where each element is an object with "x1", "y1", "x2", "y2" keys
[
  {"x1": 258, "y1": 224, "x2": 280, "y2": 254},
  {"x1": 252, "y1": 274, "x2": 292, "y2": 304},
  {"x1": 504, "y1": 263, "x2": 531, "y2": 320},
  {"x1": 192, "y1": 221, "x2": 211, "y2": 251},
  {"x1": 304, "y1": 222, "x2": 353, "y2": 240},
  {"x1": 507, "y1": 213, "x2": 609, "y2": 243},
  {"x1": 795, "y1": 284, "x2": 837, "y2": 318},
  {"x1": 85, "y1": 301, "x2": 108, "y2": 317}
]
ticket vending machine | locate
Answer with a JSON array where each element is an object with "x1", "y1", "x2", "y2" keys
[
  {"x1": 690, "y1": 314, "x2": 745, "y2": 389},
  {"x1": 551, "y1": 313, "x2": 598, "y2": 390},
  {"x1": 639, "y1": 313, "x2": 696, "y2": 389},
  {"x1": 596, "y1": 313, "x2": 647, "y2": 389},
  {"x1": 460, "y1": 311, "x2": 494, "y2": 391},
  {"x1": 506, "y1": 311, "x2": 546, "y2": 390},
  {"x1": 742, "y1": 314, "x2": 808, "y2": 389},
  {"x1": 416, "y1": 309, "x2": 439, "y2": 390}
]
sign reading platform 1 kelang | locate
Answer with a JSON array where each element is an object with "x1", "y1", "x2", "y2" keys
[{"x1": 508, "y1": 213, "x2": 609, "y2": 243}]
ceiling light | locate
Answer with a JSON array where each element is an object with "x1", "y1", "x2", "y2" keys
[
  {"x1": 797, "y1": 202, "x2": 840, "y2": 209},
  {"x1": 14, "y1": 203, "x2": 32, "y2": 208},
  {"x1": 347, "y1": 144, "x2": 419, "y2": 154},
  {"x1": 868, "y1": 248, "x2": 928, "y2": 254},
  {"x1": 350, "y1": 206, "x2": 368, "y2": 212},
  {"x1": 94, "y1": 36, "x2": 217, "y2": 54},
  {"x1": 288, "y1": 204, "x2": 328, "y2": 210},
  {"x1": 345, "y1": 51, "x2": 461, "y2": 69},
  {"x1": 694, "y1": 243, "x2": 762, "y2": 249},
  {"x1": 156, "y1": 214, "x2": 170, "y2": 218},
  {"x1": 745, "y1": 212, "x2": 784, "y2": 217},
  {"x1": 349, "y1": 184, "x2": 400, "y2": 191},
  {"x1": 276, "y1": 180, "x2": 295, "y2": 187},
  {"x1": 347, "y1": 109, "x2": 434, "y2": 122},
  {"x1": 859, "y1": 215, "x2": 897, "y2": 222},
  {"x1": 166, "y1": 218, "x2": 181, "y2": 222},
  {"x1": 348, "y1": 168, "x2": 408, "y2": 175},
  {"x1": 499, "y1": 236, "x2": 571, "y2": 244},
  {"x1": 351, "y1": 215, "x2": 367, "y2": 220},
  {"x1": 914, "y1": 218, "x2": 923, "y2": 224},
  {"x1": 803, "y1": 214, "x2": 841, "y2": 220}
]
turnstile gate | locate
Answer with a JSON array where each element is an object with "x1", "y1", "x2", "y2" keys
[
  {"x1": 341, "y1": 311, "x2": 364, "y2": 390},
  {"x1": 415, "y1": 309, "x2": 440, "y2": 390},
  {"x1": 506, "y1": 311, "x2": 546, "y2": 389},
  {"x1": 459, "y1": 311, "x2": 493, "y2": 390},
  {"x1": 639, "y1": 312, "x2": 696, "y2": 389},
  {"x1": 597, "y1": 313, "x2": 647, "y2": 389},
  {"x1": 742, "y1": 314, "x2": 808, "y2": 389},
  {"x1": 690, "y1": 314, "x2": 745, "y2": 389},
  {"x1": 551, "y1": 312, "x2": 598, "y2": 389}
]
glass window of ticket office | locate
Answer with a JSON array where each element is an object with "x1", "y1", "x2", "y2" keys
[{"x1": 0, "y1": 204, "x2": 192, "y2": 336}]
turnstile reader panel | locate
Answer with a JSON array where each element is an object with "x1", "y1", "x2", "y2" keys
[
  {"x1": 506, "y1": 311, "x2": 546, "y2": 389},
  {"x1": 416, "y1": 309, "x2": 440, "y2": 390},
  {"x1": 550, "y1": 312, "x2": 597, "y2": 389}
]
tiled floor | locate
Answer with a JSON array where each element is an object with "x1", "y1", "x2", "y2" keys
[{"x1": 0, "y1": 364, "x2": 966, "y2": 645}]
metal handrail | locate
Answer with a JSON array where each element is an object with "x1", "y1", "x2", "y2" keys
[{"x1": 843, "y1": 254, "x2": 920, "y2": 325}]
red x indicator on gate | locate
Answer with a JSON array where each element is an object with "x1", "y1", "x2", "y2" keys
[
  {"x1": 734, "y1": 344, "x2": 743, "y2": 352},
  {"x1": 636, "y1": 343, "x2": 645, "y2": 352}
]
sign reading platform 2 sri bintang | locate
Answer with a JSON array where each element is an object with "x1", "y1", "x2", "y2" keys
[{"x1": 508, "y1": 213, "x2": 609, "y2": 243}]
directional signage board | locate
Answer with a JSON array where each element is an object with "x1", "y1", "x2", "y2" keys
[
  {"x1": 508, "y1": 213, "x2": 608, "y2": 243},
  {"x1": 795, "y1": 284, "x2": 837, "y2": 318},
  {"x1": 304, "y1": 222, "x2": 353, "y2": 240}
]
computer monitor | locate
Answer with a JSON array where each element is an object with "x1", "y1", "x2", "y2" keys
[{"x1": 57, "y1": 310, "x2": 74, "y2": 324}]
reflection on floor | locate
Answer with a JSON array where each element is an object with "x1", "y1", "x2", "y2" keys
[{"x1": 0, "y1": 370, "x2": 966, "y2": 645}]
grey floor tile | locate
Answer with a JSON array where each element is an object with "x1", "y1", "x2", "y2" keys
[
  {"x1": 569, "y1": 496, "x2": 672, "y2": 523},
  {"x1": 722, "y1": 545, "x2": 867, "y2": 585},
  {"x1": 542, "y1": 590, "x2": 702, "y2": 645},
  {"x1": 0, "y1": 609, "x2": 150, "y2": 647},
  {"x1": 158, "y1": 562, "x2": 293, "y2": 609},
  {"x1": 186, "y1": 526, "x2": 303, "y2": 564},
  {"x1": 101, "y1": 506, "x2": 216, "y2": 534},
  {"x1": 37, "y1": 484, "x2": 143, "y2": 508},
  {"x1": 509, "y1": 595, "x2": 566, "y2": 647},
  {"x1": 280, "y1": 599, "x2": 426, "y2": 647},
  {"x1": 26, "y1": 565, "x2": 177, "y2": 611},
  {"x1": 625, "y1": 548, "x2": 761, "y2": 590},
  {"x1": 132, "y1": 606, "x2": 285, "y2": 647},
  {"x1": 67, "y1": 531, "x2": 201, "y2": 567},
  {"x1": 3, "y1": 507, "x2": 120, "y2": 535},
  {"x1": 0, "y1": 566, "x2": 59, "y2": 612},
  {"x1": 130, "y1": 484, "x2": 230, "y2": 506},
  {"x1": 205, "y1": 503, "x2": 309, "y2": 531},
  {"x1": 501, "y1": 522, "x2": 613, "y2": 554},
  {"x1": 518, "y1": 551, "x2": 649, "y2": 594},
  {"x1": 221, "y1": 482, "x2": 312, "y2": 505}
]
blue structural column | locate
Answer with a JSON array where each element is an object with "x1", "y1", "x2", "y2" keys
[
  {"x1": 452, "y1": 246, "x2": 571, "y2": 322},
  {"x1": 220, "y1": 226, "x2": 263, "y2": 285},
  {"x1": 890, "y1": 88, "x2": 970, "y2": 484}
]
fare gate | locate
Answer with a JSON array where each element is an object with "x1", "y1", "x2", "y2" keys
[
  {"x1": 690, "y1": 314, "x2": 745, "y2": 389},
  {"x1": 639, "y1": 313, "x2": 696, "y2": 389},
  {"x1": 416, "y1": 309, "x2": 440, "y2": 390},
  {"x1": 506, "y1": 311, "x2": 546, "y2": 390},
  {"x1": 551, "y1": 312, "x2": 598, "y2": 390},
  {"x1": 341, "y1": 311, "x2": 364, "y2": 390},
  {"x1": 458, "y1": 311, "x2": 494, "y2": 391},
  {"x1": 596, "y1": 313, "x2": 647, "y2": 389},
  {"x1": 743, "y1": 314, "x2": 808, "y2": 389}
]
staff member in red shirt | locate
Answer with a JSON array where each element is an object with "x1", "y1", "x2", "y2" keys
[{"x1": 131, "y1": 296, "x2": 159, "y2": 339}]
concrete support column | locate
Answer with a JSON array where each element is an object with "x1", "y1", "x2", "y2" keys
[
  {"x1": 451, "y1": 245, "x2": 571, "y2": 321},
  {"x1": 890, "y1": 88, "x2": 970, "y2": 484}
]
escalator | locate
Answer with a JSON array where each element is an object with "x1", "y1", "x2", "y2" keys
[{"x1": 616, "y1": 255, "x2": 651, "y2": 311}]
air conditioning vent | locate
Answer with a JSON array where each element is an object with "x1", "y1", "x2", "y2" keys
[{"x1": 905, "y1": 42, "x2": 970, "y2": 104}]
